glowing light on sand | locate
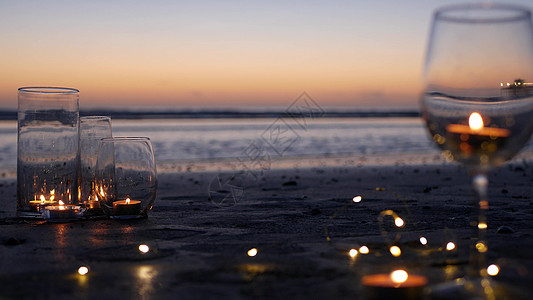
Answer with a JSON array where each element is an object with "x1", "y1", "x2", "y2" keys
[
  {"x1": 359, "y1": 246, "x2": 369, "y2": 254},
  {"x1": 247, "y1": 248, "x2": 258, "y2": 257},
  {"x1": 487, "y1": 264, "x2": 500, "y2": 276},
  {"x1": 139, "y1": 244, "x2": 150, "y2": 254},
  {"x1": 446, "y1": 242, "x2": 456, "y2": 251},
  {"x1": 78, "y1": 266, "x2": 89, "y2": 275},
  {"x1": 476, "y1": 242, "x2": 488, "y2": 253},
  {"x1": 352, "y1": 196, "x2": 362, "y2": 203},
  {"x1": 478, "y1": 222, "x2": 487, "y2": 229},
  {"x1": 394, "y1": 217, "x2": 405, "y2": 228},
  {"x1": 419, "y1": 237, "x2": 428, "y2": 245},
  {"x1": 349, "y1": 249, "x2": 358, "y2": 258},
  {"x1": 390, "y1": 246, "x2": 401, "y2": 257},
  {"x1": 469, "y1": 112, "x2": 484, "y2": 131},
  {"x1": 390, "y1": 270, "x2": 408, "y2": 284}
]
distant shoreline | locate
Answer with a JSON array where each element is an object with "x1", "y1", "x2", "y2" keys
[{"x1": 0, "y1": 110, "x2": 420, "y2": 120}]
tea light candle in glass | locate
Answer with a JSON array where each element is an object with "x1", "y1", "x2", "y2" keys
[
  {"x1": 17, "y1": 87, "x2": 80, "y2": 218},
  {"x1": 79, "y1": 116, "x2": 112, "y2": 216},
  {"x1": 95, "y1": 137, "x2": 157, "y2": 219}
]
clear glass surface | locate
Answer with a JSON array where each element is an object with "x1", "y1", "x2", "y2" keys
[
  {"x1": 80, "y1": 116, "x2": 112, "y2": 214},
  {"x1": 95, "y1": 137, "x2": 157, "y2": 219},
  {"x1": 421, "y1": 4, "x2": 533, "y2": 299},
  {"x1": 17, "y1": 87, "x2": 80, "y2": 218}
]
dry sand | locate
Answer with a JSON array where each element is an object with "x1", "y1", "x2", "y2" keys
[{"x1": 0, "y1": 155, "x2": 532, "y2": 299}]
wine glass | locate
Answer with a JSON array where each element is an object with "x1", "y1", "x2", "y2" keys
[
  {"x1": 95, "y1": 137, "x2": 157, "y2": 219},
  {"x1": 421, "y1": 3, "x2": 533, "y2": 298}
]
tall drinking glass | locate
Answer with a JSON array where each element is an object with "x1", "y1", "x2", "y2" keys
[
  {"x1": 80, "y1": 116, "x2": 112, "y2": 214},
  {"x1": 17, "y1": 87, "x2": 80, "y2": 218},
  {"x1": 421, "y1": 4, "x2": 533, "y2": 298}
]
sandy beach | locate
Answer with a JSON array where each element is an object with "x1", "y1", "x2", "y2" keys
[{"x1": 1, "y1": 155, "x2": 532, "y2": 299}]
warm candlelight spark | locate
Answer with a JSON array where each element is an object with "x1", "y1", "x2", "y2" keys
[
  {"x1": 78, "y1": 266, "x2": 89, "y2": 275},
  {"x1": 478, "y1": 222, "x2": 487, "y2": 229},
  {"x1": 359, "y1": 246, "x2": 369, "y2": 254},
  {"x1": 419, "y1": 237, "x2": 428, "y2": 245},
  {"x1": 349, "y1": 249, "x2": 358, "y2": 258},
  {"x1": 390, "y1": 246, "x2": 401, "y2": 257},
  {"x1": 487, "y1": 264, "x2": 500, "y2": 276},
  {"x1": 247, "y1": 248, "x2": 258, "y2": 257},
  {"x1": 446, "y1": 242, "x2": 456, "y2": 251},
  {"x1": 139, "y1": 244, "x2": 150, "y2": 254},
  {"x1": 476, "y1": 242, "x2": 488, "y2": 253},
  {"x1": 125, "y1": 198, "x2": 131, "y2": 204},
  {"x1": 394, "y1": 217, "x2": 404, "y2": 228},
  {"x1": 390, "y1": 270, "x2": 408, "y2": 284},
  {"x1": 352, "y1": 196, "x2": 362, "y2": 203},
  {"x1": 469, "y1": 112, "x2": 484, "y2": 131}
]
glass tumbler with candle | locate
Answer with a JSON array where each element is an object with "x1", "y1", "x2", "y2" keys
[
  {"x1": 80, "y1": 116, "x2": 112, "y2": 215},
  {"x1": 95, "y1": 137, "x2": 157, "y2": 219},
  {"x1": 17, "y1": 87, "x2": 80, "y2": 218}
]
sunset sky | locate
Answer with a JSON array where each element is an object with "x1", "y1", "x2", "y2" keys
[{"x1": 1, "y1": 0, "x2": 531, "y2": 110}]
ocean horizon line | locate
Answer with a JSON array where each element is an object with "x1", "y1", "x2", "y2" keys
[{"x1": 0, "y1": 108, "x2": 420, "y2": 120}]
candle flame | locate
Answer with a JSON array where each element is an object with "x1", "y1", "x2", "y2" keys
[
  {"x1": 40, "y1": 195, "x2": 46, "y2": 203},
  {"x1": 59, "y1": 200, "x2": 65, "y2": 210},
  {"x1": 78, "y1": 266, "x2": 89, "y2": 276},
  {"x1": 247, "y1": 248, "x2": 258, "y2": 257},
  {"x1": 469, "y1": 112, "x2": 484, "y2": 131},
  {"x1": 50, "y1": 189, "x2": 55, "y2": 195},
  {"x1": 95, "y1": 195, "x2": 99, "y2": 201},
  {"x1": 126, "y1": 198, "x2": 131, "y2": 204},
  {"x1": 390, "y1": 269, "x2": 409, "y2": 284}
]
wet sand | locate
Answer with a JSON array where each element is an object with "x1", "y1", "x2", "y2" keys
[{"x1": 0, "y1": 157, "x2": 532, "y2": 299}]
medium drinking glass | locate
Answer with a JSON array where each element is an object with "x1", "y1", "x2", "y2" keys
[
  {"x1": 17, "y1": 87, "x2": 80, "y2": 218},
  {"x1": 95, "y1": 137, "x2": 157, "y2": 219},
  {"x1": 421, "y1": 4, "x2": 533, "y2": 298},
  {"x1": 80, "y1": 116, "x2": 112, "y2": 215}
]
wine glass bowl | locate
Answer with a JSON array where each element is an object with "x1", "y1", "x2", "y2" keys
[{"x1": 421, "y1": 3, "x2": 533, "y2": 298}]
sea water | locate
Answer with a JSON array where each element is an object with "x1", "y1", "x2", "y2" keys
[{"x1": 1, "y1": 117, "x2": 532, "y2": 176}]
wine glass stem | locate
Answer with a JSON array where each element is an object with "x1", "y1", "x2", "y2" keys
[{"x1": 470, "y1": 173, "x2": 488, "y2": 278}]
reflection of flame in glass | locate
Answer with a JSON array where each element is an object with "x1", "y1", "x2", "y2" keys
[
  {"x1": 59, "y1": 200, "x2": 65, "y2": 210},
  {"x1": 390, "y1": 270, "x2": 408, "y2": 284},
  {"x1": 469, "y1": 112, "x2": 484, "y2": 130}
]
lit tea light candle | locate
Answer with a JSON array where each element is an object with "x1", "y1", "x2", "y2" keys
[
  {"x1": 113, "y1": 198, "x2": 141, "y2": 216},
  {"x1": 446, "y1": 112, "x2": 510, "y2": 138},
  {"x1": 362, "y1": 269, "x2": 428, "y2": 300},
  {"x1": 88, "y1": 194, "x2": 101, "y2": 210},
  {"x1": 41, "y1": 200, "x2": 83, "y2": 222},
  {"x1": 29, "y1": 194, "x2": 57, "y2": 212}
]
